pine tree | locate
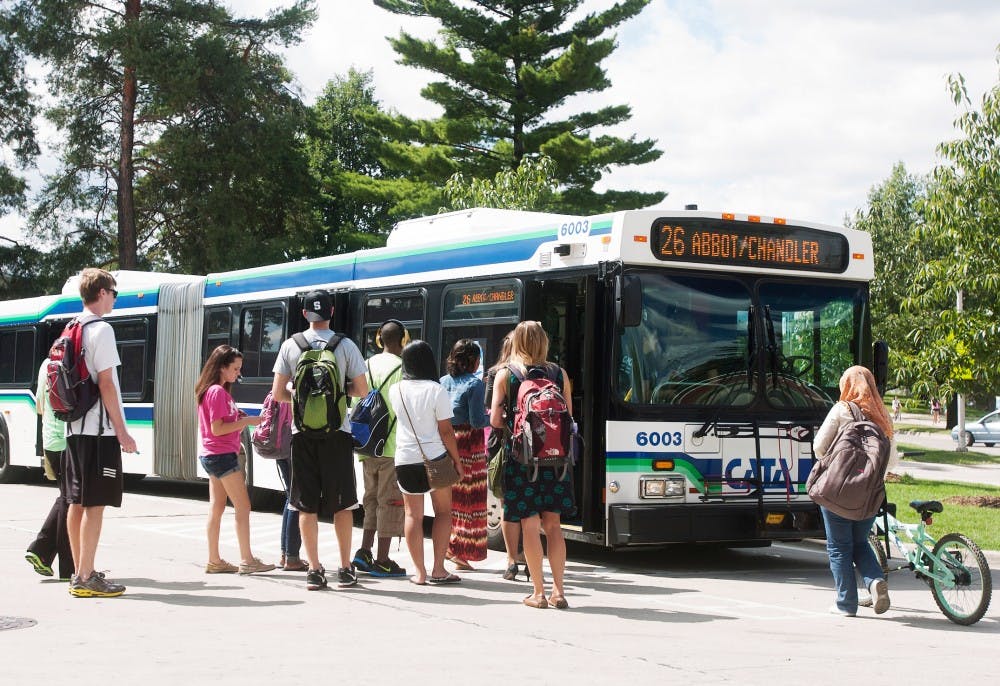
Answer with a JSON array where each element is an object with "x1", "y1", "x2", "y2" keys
[
  {"x1": 373, "y1": 0, "x2": 665, "y2": 215},
  {"x1": 10, "y1": 0, "x2": 317, "y2": 272}
]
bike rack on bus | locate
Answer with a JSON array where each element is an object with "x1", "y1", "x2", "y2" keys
[{"x1": 694, "y1": 420, "x2": 819, "y2": 533}]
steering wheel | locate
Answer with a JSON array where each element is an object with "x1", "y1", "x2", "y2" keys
[{"x1": 780, "y1": 355, "x2": 813, "y2": 377}]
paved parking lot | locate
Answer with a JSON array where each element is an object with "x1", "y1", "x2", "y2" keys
[{"x1": 2, "y1": 480, "x2": 997, "y2": 684}]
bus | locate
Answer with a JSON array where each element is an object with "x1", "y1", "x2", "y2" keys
[{"x1": 0, "y1": 207, "x2": 885, "y2": 549}]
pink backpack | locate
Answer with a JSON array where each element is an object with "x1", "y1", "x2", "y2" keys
[
  {"x1": 510, "y1": 364, "x2": 572, "y2": 480},
  {"x1": 251, "y1": 391, "x2": 292, "y2": 459}
]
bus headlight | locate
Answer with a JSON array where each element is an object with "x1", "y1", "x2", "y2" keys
[{"x1": 639, "y1": 476, "x2": 685, "y2": 498}]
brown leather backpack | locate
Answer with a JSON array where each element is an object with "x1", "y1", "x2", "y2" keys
[{"x1": 807, "y1": 402, "x2": 890, "y2": 520}]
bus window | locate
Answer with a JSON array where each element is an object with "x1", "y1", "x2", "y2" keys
[
  {"x1": 361, "y1": 292, "x2": 425, "y2": 358},
  {"x1": 111, "y1": 319, "x2": 149, "y2": 400},
  {"x1": 204, "y1": 307, "x2": 232, "y2": 357},
  {"x1": 441, "y1": 281, "x2": 520, "y2": 375},
  {"x1": 238, "y1": 303, "x2": 285, "y2": 379},
  {"x1": 616, "y1": 273, "x2": 753, "y2": 406},
  {"x1": 758, "y1": 282, "x2": 859, "y2": 408},
  {"x1": 0, "y1": 328, "x2": 38, "y2": 386}
]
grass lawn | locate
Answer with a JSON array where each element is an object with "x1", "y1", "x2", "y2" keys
[
  {"x1": 885, "y1": 475, "x2": 1000, "y2": 551},
  {"x1": 893, "y1": 423, "x2": 952, "y2": 435},
  {"x1": 896, "y1": 443, "x2": 1000, "y2": 466}
]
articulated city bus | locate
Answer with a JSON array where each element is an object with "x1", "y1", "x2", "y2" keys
[{"x1": 0, "y1": 207, "x2": 883, "y2": 549}]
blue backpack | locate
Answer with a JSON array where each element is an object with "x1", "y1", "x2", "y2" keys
[{"x1": 349, "y1": 361, "x2": 401, "y2": 458}]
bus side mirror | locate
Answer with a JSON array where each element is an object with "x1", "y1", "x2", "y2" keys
[
  {"x1": 615, "y1": 274, "x2": 642, "y2": 329},
  {"x1": 873, "y1": 340, "x2": 889, "y2": 395}
]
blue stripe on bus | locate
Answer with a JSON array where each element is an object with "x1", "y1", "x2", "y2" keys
[
  {"x1": 354, "y1": 235, "x2": 548, "y2": 281},
  {"x1": 205, "y1": 262, "x2": 355, "y2": 299}
]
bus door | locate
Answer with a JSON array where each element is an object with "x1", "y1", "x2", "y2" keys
[{"x1": 526, "y1": 277, "x2": 592, "y2": 530}]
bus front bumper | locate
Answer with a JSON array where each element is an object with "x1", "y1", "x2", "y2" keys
[{"x1": 607, "y1": 502, "x2": 824, "y2": 547}]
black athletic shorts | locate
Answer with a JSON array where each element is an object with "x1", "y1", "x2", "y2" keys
[
  {"x1": 290, "y1": 431, "x2": 358, "y2": 519},
  {"x1": 63, "y1": 434, "x2": 123, "y2": 508}
]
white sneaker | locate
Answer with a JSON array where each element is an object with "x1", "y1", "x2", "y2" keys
[
  {"x1": 858, "y1": 590, "x2": 873, "y2": 607},
  {"x1": 829, "y1": 605, "x2": 856, "y2": 617},
  {"x1": 869, "y1": 579, "x2": 890, "y2": 614}
]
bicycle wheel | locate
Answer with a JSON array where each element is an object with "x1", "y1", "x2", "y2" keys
[
  {"x1": 868, "y1": 531, "x2": 889, "y2": 575},
  {"x1": 930, "y1": 533, "x2": 992, "y2": 625}
]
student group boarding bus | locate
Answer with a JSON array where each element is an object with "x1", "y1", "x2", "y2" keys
[{"x1": 0, "y1": 207, "x2": 887, "y2": 550}]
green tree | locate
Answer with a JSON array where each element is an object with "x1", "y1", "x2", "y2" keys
[
  {"x1": 11, "y1": 0, "x2": 316, "y2": 273},
  {"x1": 373, "y1": 0, "x2": 664, "y2": 215},
  {"x1": 848, "y1": 163, "x2": 931, "y2": 390},
  {"x1": 441, "y1": 154, "x2": 557, "y2": 211},
  {"x1": 304, "y1": 69, "x2": 404, "y2": 254},
  {"x1": 0, "y1": 7, "x2": 38, "y2": 215},
  {"x1": 909, "y1": 57, "x2": 1000, "y2": 401}
]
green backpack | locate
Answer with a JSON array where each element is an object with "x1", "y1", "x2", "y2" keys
[{"x1": 291, "y1": 332, "x2": 346, "y2": 436}]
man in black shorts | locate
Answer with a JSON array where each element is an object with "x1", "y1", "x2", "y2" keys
[
  {"x1": 65, "y1": 268, "x2": 137, "y2": 598},
  {"x1": 271, "y1": 290, "x2": 368, "y2": 590}
]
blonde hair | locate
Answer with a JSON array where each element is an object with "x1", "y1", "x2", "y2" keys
[
  {"x1": 509, "y1": 320, "x2": 549, "y2": 367},
  {"x1": 78, "y1": 268, "x2": 116, "y2": 305},
  {"x1": 839, "y1": 365, "x2": 893, "y2": 438}
]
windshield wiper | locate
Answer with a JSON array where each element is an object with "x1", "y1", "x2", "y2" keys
[
  {"x1": 746, "y1": 306, "x2": 756, "y2": 390},
  {"x1": 763, "y1": 305, "x2": 778, "y2": 389}
]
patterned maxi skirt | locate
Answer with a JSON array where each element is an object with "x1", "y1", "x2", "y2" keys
[{"x1": 447, "y1": 424, "x2": 488, "y2": 562}]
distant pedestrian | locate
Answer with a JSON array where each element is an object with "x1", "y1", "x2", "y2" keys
[
  {"x1": 25, "y1": 358, "x2": 73, "y2": 581},
  {"x1": 813, "y1": 366, "x2": 898, "y2": 617},
  {"x1": 64, "y1": 268, "x2": 137, "y2": 598},
  {"x1": 389, "y1": 340, "x2": 464, "y2": 586},
  {"x1": 931, "y1": 397, "x2": 941, "y2": 425},
  {"x1": 441, "y1": 338, "x2": 489, "y2": 571},
  {"x1": 270, "y1": 290, "x2": 369, "y2": 591},
  {"x1": 196, "y1": 345, "x2": 274, "y2": 576},
  {"x1": 891, "y1": 397, "x2": 901, "y2": 422}
]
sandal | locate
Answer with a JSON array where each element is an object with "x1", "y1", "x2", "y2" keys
[
  {"x1": 503, "y1": 562, "x2": 519, "y2": 581},
  {"x1": 446, "y1": 554, "x2": 474, "y2": 571},
  {"x1": 523, "y1": 595, "x2": 548, "y2": 609},
  {"x1": 548, "y1": 594, "x2": 569, "y2": 609},
  {"x1": 427, "y1": 573, "x2": 461, "y2": 584}
]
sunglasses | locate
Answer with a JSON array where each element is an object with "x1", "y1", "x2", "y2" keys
[{"x1": 109, "y1": 288, "x2": 118, "y2": 299}]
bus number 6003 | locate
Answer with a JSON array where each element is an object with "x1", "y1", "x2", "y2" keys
[{"x1": 636, "y1": 431, "x2": 683, "y2": 447}]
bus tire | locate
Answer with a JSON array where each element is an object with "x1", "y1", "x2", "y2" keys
[
  {"x1": 0, "y1": 420, "x2": 25, "y2": 484},
  {"x1": 486, "y1": 488, "x2": 505, "y2": 551}
]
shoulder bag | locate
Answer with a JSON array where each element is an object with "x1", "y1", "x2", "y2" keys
[{"x1": 398, "y1": 383, "x2": 461, "y2": 490}]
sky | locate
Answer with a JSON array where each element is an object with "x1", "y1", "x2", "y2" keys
[
  {"x1": 3, "y1": 0, "x2": 1000, "y2": 246},
  {"x1": 228, "y1": 0, "x2": 1000, "y2": 227}
]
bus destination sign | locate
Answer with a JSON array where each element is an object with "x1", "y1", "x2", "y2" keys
[
  {"x1": 458, "y1": 286, "x2": 517, "y2": 307},
  {"x1": 650, "y1": 218, "x2": 849, "y2": 273}
]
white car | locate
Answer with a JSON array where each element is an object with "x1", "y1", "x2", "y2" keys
[{"x1": 951, "y1": 410, "x2": 1000, "y2": 447}]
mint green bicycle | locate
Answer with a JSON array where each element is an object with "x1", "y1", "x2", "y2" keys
[{"x1": 868, "y1": 500, "x2": 992, "y2": 625}]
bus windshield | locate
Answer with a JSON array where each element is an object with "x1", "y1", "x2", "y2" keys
[{"x1": 616, "y1": 272, "x2": 865, "y2": 409}]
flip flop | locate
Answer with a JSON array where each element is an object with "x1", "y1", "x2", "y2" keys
[
  {"x1": 409, "y1": 576, "x2": 427, "y2": 586},
  {"x1": 427, "y1": 573, "x2": 461, "y2": 584}
]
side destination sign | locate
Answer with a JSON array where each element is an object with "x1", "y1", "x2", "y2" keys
[{"x1": 649, "y1": 218, "x2": 849, "y2": 273}]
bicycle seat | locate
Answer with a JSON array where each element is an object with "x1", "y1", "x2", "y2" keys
[{"x1": 909, "y1": 499, "x2": 943, "y2": 514}]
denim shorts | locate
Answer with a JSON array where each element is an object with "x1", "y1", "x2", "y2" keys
[{"x1": 199, "y1": 453, "x2": 241, "y2": 479}]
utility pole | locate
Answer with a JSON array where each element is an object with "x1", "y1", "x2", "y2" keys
[{"x1": 955, "y1": 288, "x2": 967, "y2": 452}]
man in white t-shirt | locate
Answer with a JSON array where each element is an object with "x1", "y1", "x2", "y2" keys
[
  {"x1": 64, "y1": 268, "x2": 136, "y2": 598},
  {"x1": 271, "y1": 290, "x2": 368, "y2": 591}
]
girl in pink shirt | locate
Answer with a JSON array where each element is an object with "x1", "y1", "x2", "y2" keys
[{"x1": 195, "y1": 345, "x2": 273, "y2": 575}]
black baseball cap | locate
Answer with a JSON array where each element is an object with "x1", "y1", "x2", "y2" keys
[{"x1": 302, "y1": 290, "x2": 333, "y2": 322}]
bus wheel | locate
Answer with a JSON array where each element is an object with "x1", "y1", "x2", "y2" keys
[
  {"x1": 486, "y1": 488, "x2": 505, "y2": 551},
  {"x1": 0, "y1": 422, "x2": 25, "y2": 484}
]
